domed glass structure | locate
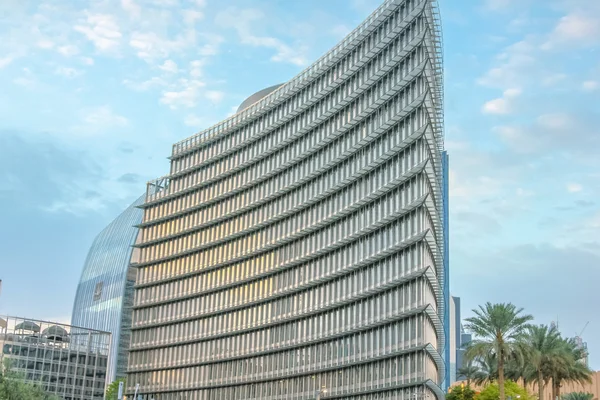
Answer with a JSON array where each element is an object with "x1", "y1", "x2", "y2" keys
[{"x1": 71, "y1": 195, "x2": 144, "y2": 384}]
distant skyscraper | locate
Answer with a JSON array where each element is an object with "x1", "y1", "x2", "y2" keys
[
  {"x1": 127, "y1": 0, "x2": 446, "y2": 398},
  {"x1": 71, "y1": 196, "x2": 144, "y2": 384}
]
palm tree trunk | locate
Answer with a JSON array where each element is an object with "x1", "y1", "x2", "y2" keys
[
  {"x1": 538, "y1": 370, "x2": 544, "y2": 400},
  {"x1": 498, "y1": 353, "x2": 506, "y2": 400}
]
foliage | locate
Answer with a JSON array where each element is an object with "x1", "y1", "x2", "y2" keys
[
  {"x1": 544, "y1": 338, "x2": 593, "y2": 400},
  {"x1": 562, "y1": 392, "x2": 594, "y2": 400},
  {"x1": 105, "y1": 378, "x2": 126, "y2": 400},
  {"x1": 462, "y1": 302, "x2": 594, "y2": 400},
  {"x1": 477, "y1": 381, "x2": 532, "y2": 400},
  {"x1": 446, "y1": 385, "x2": 476, "y2": 400},
  {"x1": 0, "y1": 360, "x2": 61, "y2": 400},
  {"x1": 472, "y1": 353, "x2": 499, "y2": 386},
  {"x1": 458, "y1": 361, "x2": 483, "y2": 386},
  {"x1": 465, "y1": 302, "x2": 533, "y2": 400},
  {"x1": 523, "y1": 324, "x2": 566, "y2": 400},
  {"x1": 447, "y1": 385, "x2": 477, "y2": 400}
]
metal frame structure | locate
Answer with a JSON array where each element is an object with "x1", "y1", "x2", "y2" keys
[{"x1": 128, "y1": 1, "x2": 446, "y2": 399}]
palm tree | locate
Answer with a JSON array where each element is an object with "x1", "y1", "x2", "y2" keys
[
  {"x1": 546, "y1": 338, "x2": 593, "y2": 400},
  {"x1": 457, "y1": 361, "x2": 481, "y2": 387},
  {"x1": 464, "y1": 302, "x2": 533, "y2": 400},
  {"x1": 523, "y1": 324, "x2": 565, "y2": 400},
  {"x1": 471, "y1": 353, "x2": 499, "y2": 386},
  {"x1": 505, "y1": 356, "x2": 535, "y2": 387},
  {"x1": 562, "y1": 392, "x2": 594, "y2": 400}
]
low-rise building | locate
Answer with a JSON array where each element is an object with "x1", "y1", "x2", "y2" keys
[{"x1": 0, "y1": 316, "x2": 110, "y2": 400}]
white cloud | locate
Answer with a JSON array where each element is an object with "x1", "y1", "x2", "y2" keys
[
  {"x1": 55, "y1": 67, "x2": 82, "y2": 78},
  {"x1": 160, "y1": 80, "x2": 205, "y2": 109},
  {"x1": 158, "y1": 59, "x2": 178, "y2": 73},
  {"x1": 74, "y1": 13, "x2": 122, "y2": 52},
  {"x1": 183, "y1": 9, "x2": 204, "y2": 25},
  {"x1": 542, "y1": 13, "x2": 600, "y2": 50},
  {"x1": 189, "y1": 59, "x2": 204, "y2": 77},
  {"x1": 537, "y1": 113, "x2": 571, "y2": 130},
  {"x1": 0, "y1": 56, "x2": 14, "y2": 68},
  {"x1": 196, "y1": 34, "x2": 224, "y2": 56},
  {"x1": 567, "y1": 183, "x2": 583, "y2": 193},
  {"x1": 541, "y1": 73, "x2": 567, "y2": 87},
  {"x1": 13, "y1": 77, "x2": 35, "y2": 88},
  {"x1": 121, "y1": 0, "x2": 141, "y2": 19},
  {"x1": 482, "y1": 87, "x2": 521, "y2": 115},
  {"x1": 58, "y1": 45, "x2": 79, "y2": 57},
  {"x1": 495, "y1": 112, "x2": 598, "y2": 156},
  {"x1": 37, "y1": 39, "x2": 55, "y2": 49},
  {"x1": 215, "y1": 7, "x2": 308, "y2": 66},
  {"x1": 123, "y1": 76, "x2": 167, "y2": 91},
  {"x1": 205, "y1": 90, "x2": 225, "y2": 104},
  {"x1": 477, "y1": 39, "x2": 536, "y2": 88},
  {"x1": 151, "y1": 0, "x2": 179, "y2": 6},
  {"x1": 582, "y1": 80, "x2": 599, "y2": 92},
  {"x1": 129, "y1": 30, "x2": 195, "y2": 61},
  {"x1": 184, "y1": 114, "x2": 205, "y2": 127},
  {"x1": 81, "y1": 56, "x2": 94, "y2": 65},
  {"x1": 516, "y1": 188, "x2": 535, "y2": 197},
  {"x1": 483, "y1": 98, "x2": 511, "y2": 115},
  {"x1": 82, "y1": 106, "x2": 128, "y2": 128}
]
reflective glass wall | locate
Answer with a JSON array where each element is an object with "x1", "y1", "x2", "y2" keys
[{"x1": 71, "y1": 195, "x2": 144, "y2": 384}]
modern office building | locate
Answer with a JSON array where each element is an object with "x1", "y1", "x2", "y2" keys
[
  {"x1": 449, "y1": 296, "x2": 472, "y2": 384},
  {"x1": 0, "y1": 316, "x2": 110, "y2": 400},
  {"x1": 71, "y1": 195, "x2": 145, "y2": 384},
  {"x1": 127, "y1": 0, "x2": 446, "y2": 398},
  {"x1": 456, "y1": 324, "x2": 472, "y2": 380},
  {"x1": 441, "y1": 150, "x2": 450, "y2": 390}
]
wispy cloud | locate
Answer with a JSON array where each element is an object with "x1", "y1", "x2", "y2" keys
[
  {"x1": 0, "y1": 56, "x2": 14, "y2": 68},
  {"x1": 542, "y1": 12, "x2": 600, "y2": 50},
  {"x1": 582, "y1": 80, "x2": 599, "y2": 92},
  {"x1": 482, "y1": 87, "x2": 522, "y2": 115},
  {"x1": 74, "y1": 13, "x2": 122, "y2": 52},
  {"x1": 78, "y1": 106, "x2": 129, "y2": 133},
  {"x1": 215, "y1": 7, "x2": 309, "y2": 66}
]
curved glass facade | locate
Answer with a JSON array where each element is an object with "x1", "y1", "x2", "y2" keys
[
  {"x1": 71, "y1": 195, "x2": 145, "y2": 384},
  {"x1": 128, "y1": 0, "x2": 445, "y2": 399}
]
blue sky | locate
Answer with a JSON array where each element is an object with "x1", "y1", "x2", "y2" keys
[{"x1": 0, "y1": 0, "x2": 599, "y2": 368}]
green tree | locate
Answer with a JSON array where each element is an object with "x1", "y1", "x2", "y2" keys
[
  {"x1": 472, "y1": 353, "x2": 499, "y2": 386},
  {"x1": 505, "y1": 356, "x2": 535, "y2": 388},
  {"x1": 458, "y1": 361, "x2": 481, "y2": 387},
  {"x1": 0, "y1": 360, "x2": 61, "y2": 400},
  {"x1": 105, "y1": 378, "x2": 126, "y2": 400},
  {"x1": 545, "y1": 338, "x2": 593, "y2": 400},
  {"x1": 562, "y1": 392, "x2": 594, "y2": 400},
  {"x1": 447, "y1": 384, "x2": 476, "y2": 400},
  {"x1": 523, "y1": 324, "x2": 565, "y2": 400},
  {"x1": 465, "y1": 303, "x2": 533, "y2": 400},
  {"x1": 478, "y1": 380, "x2": 532, "y2": 400}
]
